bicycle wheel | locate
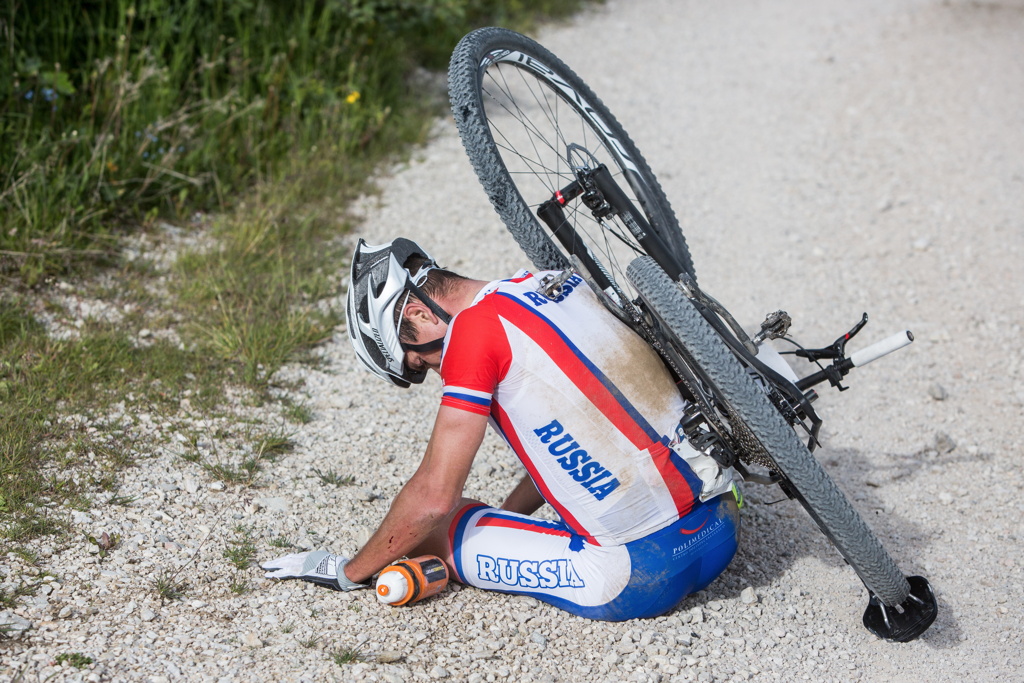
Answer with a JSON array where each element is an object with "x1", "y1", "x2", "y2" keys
[
  {"x1": 449, "y1": 27, "x2": 695, "y2": 308},
  {"x1": 627, "y1": 255, "x2": 911, "y2": 608}
]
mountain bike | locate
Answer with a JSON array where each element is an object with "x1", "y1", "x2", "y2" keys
[{"x1": 447, "y1": 27, "x2": 937, "y2": 642}]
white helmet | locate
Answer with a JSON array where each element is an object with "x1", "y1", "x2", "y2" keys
[{"x1": 346, "y1": 238, "x2": 450, "y2": 388}]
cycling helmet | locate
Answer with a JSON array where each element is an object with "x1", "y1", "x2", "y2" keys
[{"x1": 346, "y1": 238, "x2": 451, "y2": 388}]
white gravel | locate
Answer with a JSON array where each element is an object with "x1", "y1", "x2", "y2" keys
[{"x1": 3, "y1": 0, "x2": 1022, "y2": 681}]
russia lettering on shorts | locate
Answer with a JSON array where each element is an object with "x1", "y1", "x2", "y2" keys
[
  {"x1": 476, "y1": 555, "x2": 586, "y2": 589},
  {"x1": 533, "y1": 419, "x2": 621, "y2": 501}
]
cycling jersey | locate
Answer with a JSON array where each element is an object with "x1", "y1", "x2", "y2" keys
[{"x1": 440, "y1": 271, "x2": 732, "y2": 545}]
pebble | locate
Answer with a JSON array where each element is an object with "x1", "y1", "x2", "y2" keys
[
  {"x1": 928, "y1": 383, "x2": 949, "y2": 401},
  {"x1": 740, "y1": 587, "x2": 758, "y2": 604},
  {"x1": 934, "y1": 431, "x2": 957, "y2": 454},
  {"x1": 242, "y1": 632, "x2": 263, "y2": 648},
  {"x1": 256, "y1": 496, "x2": 290, "y2": 512},
  {"x1": 0, "y1": 612, "x2": 31, "y2": 635}
]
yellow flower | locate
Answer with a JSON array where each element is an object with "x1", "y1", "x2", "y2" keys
[
  {"x1": 106, "y1": 161, "x2": 119, "y2": 173},
  {"x1": 346, "y1": 91, "x2": 360, "y2": 104}
]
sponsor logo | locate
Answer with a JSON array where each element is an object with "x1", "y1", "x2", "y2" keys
[
  {"x1": 672, "y1": 517, "x2": 723, "y2": 557},
  {"x1": 533, "y1": 420, "x2": 620, "y2": 501},
  {"x1": 476, "y1": 555, "x2": 585, "y2": 589},
  {"x1": 371, "y1": 327, "x2": 394, "y2": 365}
]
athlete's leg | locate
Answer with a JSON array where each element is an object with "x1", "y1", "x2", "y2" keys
[
  {"x1": 449, "y1": 504, "x2": 633, "y2": 616},
  {"x1": 615, "y1": 492, "x2": 740, "y2": 620}
]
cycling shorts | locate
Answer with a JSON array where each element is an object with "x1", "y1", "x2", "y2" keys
[{"x1": 448, "y1": 493, "x2": 739, "y2": 621}]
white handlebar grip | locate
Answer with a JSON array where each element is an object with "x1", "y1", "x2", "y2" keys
[{"x1": 849, "y1": 330, "x2": 914, "y2": 367}]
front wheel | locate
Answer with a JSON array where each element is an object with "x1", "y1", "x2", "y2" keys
[
  {"x1": 448, "y1": 27, "x2": 695, "y2": 310},
  {"x1": 626, "y1": 256, "x2": 912, "y2": 609}
]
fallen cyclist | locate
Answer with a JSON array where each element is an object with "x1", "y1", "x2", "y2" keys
[{"x1": 262, "y1": 237, "x2": 741, "y2": 620}]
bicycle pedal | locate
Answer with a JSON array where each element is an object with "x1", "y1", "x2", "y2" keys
[{"x1": 536, "y1": 270, "x2": 574, "y2": 300}]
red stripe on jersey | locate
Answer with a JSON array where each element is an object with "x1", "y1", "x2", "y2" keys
[
  {"x1": 493, "y1": 295, "x2": 695, "y2": 517},
  {"x1": 647, "y1": 442, "x2": 695, "y2": 517},
  {"x1": 440, "y1": 396, "x2": 491, "y2": 416},
  {"x1": 491, "y1": 401, "x2": 596, "y2": 543},
  {"x1": 477, "y1": 515, "x2": 573, "y2": 537}
]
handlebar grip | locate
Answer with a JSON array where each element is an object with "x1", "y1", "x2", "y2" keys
[{"x1": 849, "y1": 330, "x2": 914, "y2": 368}]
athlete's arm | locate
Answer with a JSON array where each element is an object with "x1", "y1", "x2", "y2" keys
[
  {"x1": 501, "y1": 474, "x2": 545, "y2": 515},
  {"x1": 342, "y1": 405, "x2": 488, "y2": 583}
]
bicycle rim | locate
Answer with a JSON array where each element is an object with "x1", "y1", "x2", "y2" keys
[{"x1": 450, "y1": 28, "x2": 694, "y2": 309}]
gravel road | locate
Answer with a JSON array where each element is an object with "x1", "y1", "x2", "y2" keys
[{"x1": 4, "y1": 0, "x2": 1022, "y2": 681}]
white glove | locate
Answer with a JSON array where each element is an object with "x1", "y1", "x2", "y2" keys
[{"x1": 261, "y1": 551, "x2": 368, "y2": 591}]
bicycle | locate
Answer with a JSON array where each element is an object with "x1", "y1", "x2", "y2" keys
[{"x1": 447, "y1": 27, "x2": 937, "y2": 642}]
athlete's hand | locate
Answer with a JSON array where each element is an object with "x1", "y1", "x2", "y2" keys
[{"x1": 261, "y1": 551, "x2": 368, "y2": 591}]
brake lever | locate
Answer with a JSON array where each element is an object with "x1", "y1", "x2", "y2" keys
[{"x1": 795, "y1": 313, "x2": 869, "y2": 362}]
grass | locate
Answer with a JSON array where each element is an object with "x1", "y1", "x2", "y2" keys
[
  {"x1": 153, "y1": 570, "x2": 187, "y2": 603},
  {"x1": 332, "y1": 646, "x2": 363, "y2": 665},
  {"x1": 1, "y1": 0, "x2": 588, "y2": 286},
  {"x1": 268, "y1": 536, "x2": 294, "y2": 549},
  {"x1": 312, "y1": 468, "x2": 356, "y2": 487},
  {"x1": 0, "y1": 582, "x2": 38, "y2": 610},
  {"x1": 107, "y1": 493, "x2": 138, "y2": 507},
  {"x1": 55, "y1": 653, "x2": 93, "y2": 668},
  {"x1": 198, "y1": 427, "x2": 294, "y2": 486},
  {"x1": 299, "y1": 635, "x2": 322, "y2": 650},
  {"x1": 223, "y1": 525, "x2": 258, "y2": 570},
  {"x1": 0, "y1": 0, "x2": 592, "y2": 551}
]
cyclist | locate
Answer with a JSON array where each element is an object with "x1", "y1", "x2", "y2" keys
[{"x1": 262, "y1": 237, "x2": 740, "y2": 620}]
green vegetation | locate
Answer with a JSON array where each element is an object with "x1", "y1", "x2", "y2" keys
[
  {"x1": 268, "y1": 535, "x2": 294, "y2": 549},
  {"x1": 0, "y1": 581, "x2": 38, "y2": 609},
  {"x1": 223, "y1": 524, "x2": 258, "y2": 570},
  {"x1": 332, "y1": 646, "x2": 363, "y2": 664},
  {"x1": 55, "y1": 653, "x2": 94, "y2": 668},
  {"x1": 0, "y1": 0, "x2": 590, "y2": 552},
  {"x1": 299, "y1": 635, "x2": 322, "y2": 650},
  {"x1": 1, "y1": 0, "x2": 586, "y2": 285},
  {"x1": 153, "y1": 569, "x2": 187, "y2": 603},
  {"x1": 312, "y1": 467, "x2": 356, "y2": 487}
]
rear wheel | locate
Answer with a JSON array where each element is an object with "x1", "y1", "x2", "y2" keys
[
  {"x1": 626, "y1": 255, "x2": 912, "y2": 608},
  {"x1": 448, "y1": 27, "x2": 695, "y2": 314}
]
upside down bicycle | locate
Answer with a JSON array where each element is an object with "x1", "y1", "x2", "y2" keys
[{"x1": 446, "y1": 27, "x2": 937, "y2": 642}]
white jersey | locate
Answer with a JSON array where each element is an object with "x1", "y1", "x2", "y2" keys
[{"x1": 440, "y1": 271, "x2": 729, "y2": 546}]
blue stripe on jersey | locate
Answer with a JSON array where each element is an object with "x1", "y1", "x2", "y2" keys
[
  {"x1": 443, "y1": 391, "x2": 491, "y2": 407},
  {"x1": 494, "y1": 292, "x2": 661, "y2": 443},
  {"x1": 479, "y1": 511, "x2": 570, "y2": 532},
  {"x1": 451, "y1": 504, "x2": 488, "y2": 582}
]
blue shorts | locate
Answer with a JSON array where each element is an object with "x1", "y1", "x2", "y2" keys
[{"x1": 448, "y1": 493, "x2": 739, "y2": 621}]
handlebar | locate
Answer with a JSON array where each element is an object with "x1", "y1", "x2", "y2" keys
[
  {"x1": 849, "y1": 330, "x2": 914, "y2": 367},
  {"x1": 795, "y1": 329, "x2": 914, "y2": 391}
]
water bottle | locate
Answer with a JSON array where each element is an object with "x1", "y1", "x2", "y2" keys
[{"x1": 375, "y1": 555, "x2": 449, "y2": 606}]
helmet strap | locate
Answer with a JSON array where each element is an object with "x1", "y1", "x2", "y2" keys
[
  {"x1": 405, "y1": 279, "x2": 452, "y2": 324},
  {"x1": 400, "y1": 337, "x2": 445, "y2": 354}
]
